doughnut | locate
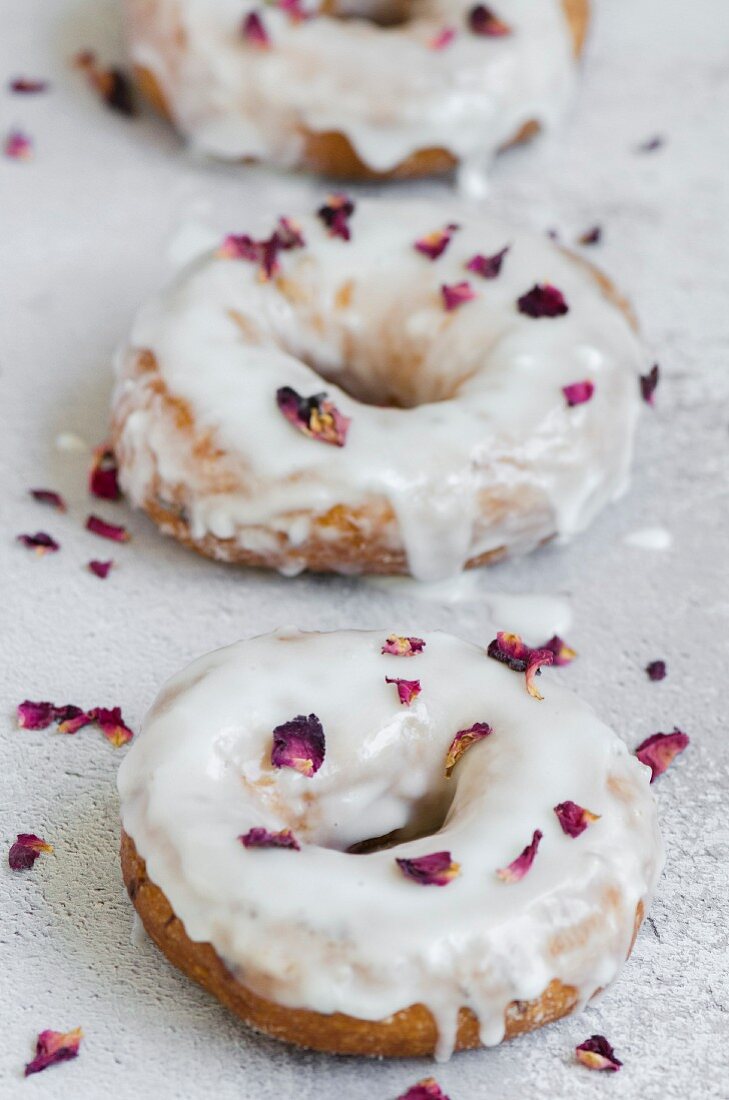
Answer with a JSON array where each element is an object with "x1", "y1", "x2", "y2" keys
[
  {"x1": 118, "y1": 627, "x2": 664, "y2": 1060},
  {"x1": 111, "y1": 198, "x2": 644, "y2": 580},
  {"x1": 123, "y1": 0, "x2": 589, "y2": 180}
]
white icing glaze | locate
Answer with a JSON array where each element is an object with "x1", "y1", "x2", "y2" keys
[
  {"x1": 122, "y1": 0, "x2": 577, "y2": 174},
  {"x1": 118, "y1": 627, "x2": 664, "y2": 1059},
  {"x1": 113, "y1": 199, "x2": 645, "y2": 581},
  {"x1": 623, "y1": 526, "x2": 672, "y2": 550}
]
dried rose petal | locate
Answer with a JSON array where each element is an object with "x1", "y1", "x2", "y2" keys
[
  {"x1": 575, "y1": 1035, "x2": 622, "y2": 1072},
  {"x1": 56, "y1": 707, "x2": 92, "y2": 734},
  {"x1": 241, "y1": 11, "x2": 270, "y2": 48},
  {"x1": 86, "y1": 514, "x2": 130, "y2": 542},
  {"x1": 441, "y1": 281, "x2": 476, "y2": 312},
  {"x1": 635, "y1": 728, "x2": 689, "y2": 781},
  {"x1": 646, "y1": 659, "x2": 666, "y2": 681},
  {"x1": 271, "y1": 714, "x2": 325, "y2": 777},
  {"x1": 10, "y1": 77, "x2": 49, "y2": 94},
  {"x1": 88, "y1": 559, "x2": 113, "y2": 579},
  {"x1": 578, "y1": 225, "x2": 602, "y2": 246},
  {"x1": 278, "y1": 0, "x2": 311, "y2": 22},
  {"x1": 468, "y1": 4, "x2": 511, "y2": 36},
  {"x1": 540, "y1": 635, "x2": 576, "y2": 666},
  {"x1": 276, "y1": 386, "x2": 350, "y2": 446},
  {"x1": 517, "y1": 283, "x2": 568, "y2": 318},
  {"x1": 17, "y1": 531, "x2": 60, "y2": 554},
  {"x1": 218, "y1": 233, "x2": 259, "y2": 261},
  {"x1": 396, "y1": 851, "x2": 460, "y2": 886},
  {"x1": 240, "y1": 827, "x2": 300, "y2": 850},
  {"x1": 89, "y1": 446, "x2": 120, "y2": 500},
  {"x1": 317, "y1": 194, "x2": 355, "y2": 241},
  {"x1": 8, "y1": 834, "x2": 53, "y2": 871},
  {"x1": 430, "y1": 26, "x2": 456, "y2": 50},
  {"x1": 445, "y1": 722, "x2": 492, "y2": 777},
  {"x1": 73, "y1": 51, "x2": 135, "y2": 116},
  {"x1": 496, "y1": 829, "x2": 542, "y2": 883},
  {"x1": 4, "y1": 129, "x2": 33, "y2": 160},
  {"x1": 398, "y1": 1078, "x2": 450, "y2": 1100},
  {"x1": 29, "y1": 489, "x2": 66, "y2": 511},
  {"x1": 640, "y1": 363, "x2": 660, "y2": 406},
  {"x1": 258, "y1": 233, "x2": 282, "y2": 280},
  {"x1": 86, "y1": 706, "x2": 134, "y2": 747},
  {"x1": 554, "y1": 801, "x2": 600, "y2": 838},
  {"x1": 275, "y1": 215, "x2": 306, "y2": 250},
  {"x1": 414, "y1": 223, "x2": 458, "y2": 261},
  {"x1": 487, "y1": 632, "x2": 553, "y2": 700},
  {"x1": 637, "y1": 135, "x2": 664, "y2": 153},
  {"x1": 563, "y1": 380, "x2": 595, "y2": 407},
  {"x1": 25, "y1": 1028, "x2": 83, "y2": 1077},
  {"x1": 466, "y1": 245, "x2": 509, "y2": 279},
  {"x1": 381, "y1": 635, "x2": 426, "y2": 657},
  {"x1": 385, "y1": 677, "x2": 421, "y2": 706},
  {"x1": 17, "y1": 701, "x2": 57, "y2": 730}
]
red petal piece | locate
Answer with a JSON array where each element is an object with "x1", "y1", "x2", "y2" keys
[
  {"x1": 88, "y1": 559, "x2": 114, "y2": 578},
  {"x1": 29, "y1": 489, "x2": 66, "y2": 511},
  {"x1": 241, "y1": 11, "x2": 271, "y2": 48},
  {"x1": 278, "y1": 0, "x2": 311, "y2": 22},
  {"x1": 240, "y1": 828, "x2": 300, "y2": 850},
  {"x1": 441, "y1": 281, "x2": 476, "y2": 312},
  {"x1": 89, "y1": 446, "x2": 120, "y2": 500},
  {"x1": 577, "y1": 225, "x2": 602, "y2": 246},
  {"x1": 430, "y1": 26, "x2": 456, "y2": 50},
  {"x1": 396, "y1": 851, "x2": 460, "y2": 886},
  {"x1": 414, "y1": 223, "x2": 459, "y2": 261},
  {"x1": 10, "y1": 77, "x2": 49, "y2": 94},
  {"x1": 563, "y1": 380, "x2": 595, "y2": 407},
  {"x1": 468, "y1": 4, "x2": 512, "y2": 36},
  {"x1": 487, "y1": 632, "x2": 553, "y2": 700},
  {"x1": 540, "y1": 635, "x2": 576, "y2": 666},
  {"x1": 381, "y1": 635, "x2": 426, "y2": 657},
  {"x1": 646, "y1": 659, "x2": 666, "y2": 681},
  {"x1": 275, "y1": 215, "x2": 306, "y2": 250},
  {"x1": 271, "y1": 714, "x2": 325, "y2": 777},
  {"x1": 4, "y1": 129, "x2": 33, "y2": 160},
  {"x1": 385, "y1": 677, "x2": 421, "y2": 706},
  {"x1": 517, "y1": 283, "x2": 569, "y2": 318},
  {"x1": 8, "y1": 834, "x2": 53, "y2": 871},
  {"x1": 218, "y1": 233, "x2": 260, "y2": 261},
  {"x1": 86, "y1": 514, "x2": 130, "y2": 542},
  {"x1": 17, "y1": 531, "x2": 60, "y2": 554},
  {"x1": 276, "y1": 386, "x2": 350, "y2": 446},
  {"x1": 398, "y1": 1078, "x2": 451, "y2": 1100},
  {"x1": 496, "y1": 828, "x2": 542, "y2": 882},
  {"x1": 73, "y1": 51, "x2": 135, "y2": 115},
  {"x1": 445, "y1": 722, "x2": 492, "y2": 776},
  {"x1": 640, "y1": 363, "x2": 660, "y2": 406},
  {"x1": 56, "y1": 707, "x2": 92, "y2": 734},
  {"x1": 17, "y1": 701, "x2": 57, "y2": 729},
  {"x1": 637, "y1": 135, "x2": 664, "y2": 153},
  {"x1": 635, "y1": 728, "x2": 689, "y2": 781},
  {"x1": 317, "y1": 194, "x2": 355, "y2": 241},
  {"x1": 466, "y1": 245, "x2": 509, "y2": 279},
  {"x1": 575, "y1": 1034, "x2": 622, "y2": 1072},
  {"x1": 554, "y1": 801, "x2": 600, "y2": 838},
  {"x1": 87, "y1": 706, "x2": 134, "y2": 747},
  {"x1": 25, "y1": 1028, "x2": 83, "y2": 1077}
]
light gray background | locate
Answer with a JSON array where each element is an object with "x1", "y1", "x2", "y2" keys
[{"x1": 1, "y1": 0, "x2": 728, "y2": 1096}]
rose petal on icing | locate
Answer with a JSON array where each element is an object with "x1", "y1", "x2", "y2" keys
[
  {"x1": 429, "y1": 26, "x2": 456, "y2": 50},
  {"x1": 646, "y1": 659, "x2": 667, "y2": 681},
  {"x1": 381, "y1": 635, "x2": 426, "y2": 657},
  {"x1": 396, "y1": 851, "x2": 460, "y2": 886},
  {"x1": 385, "y1": 677, "x2": 422, "y2": 706},
  {"x1": 541, "y1": 635, "x2": 577, "y2": 666},
  {"x1": 29, "y1": 489, "x2": 66, "y2": 511},
  {"x1": 496, "y1": 829, "x2": 542, "y2": 883},
  {"x1": 398, "y1": 1078, "x2": 451, "y2": 1100},
  {"x1": 441, "y1": 281, "x2": 476, "y2": 312},
  {"x1": 317, "y1": 194, "x2": 355, "y2": 241},
  {"x1": 17, "y1": 701, "x2": 57, "y2": 730},
  {"x1": 640, "y1": 363, "x2": 660, "y2": 406},
  {"x1": 414, "y1": 224, "x2": 459, "y2": 261},
  {"x1": 275, "y1": 215, "x2": 306, "y2": 250},
  {"x1": 10, "y1": 77, "x2": 49, "y2": 94},
  {"x1": 25, "y1": 1028, "x2": 83, "y2": 1077},
  {"x1": 17, "y1": 531, "x2": 60, "y2": 554},
  {"x1": 517, "y1": 283, "x2": 569, "y2": 318},
  {"x1": 87, "y1": 706, "x2": 134, "y2": 747},
  {"x1": 445, "y1": 722, "x2": 492, "y2": 777},
  {"x1": 276, "y1": 386, "x2": 350, "y2": 446},
  {"x1": 258, "y1": 233, "x2": 282, "y2": 280},
  {"x1": 8, "y1": 833, "x2": 53, "y2": 871},
  {"x1": 217, "y1": 233, "x2": 260, "y2": 261},
  {"x1": 241, "y1": 11, "x2": 271, "y2": 48},
  {"x1": 240, "y1": 828, "x2": 301, "y2": 850},
  {"x1": 487, "y1": 632, "x2": 554, "y2": 700},
  {"x1": 577, "y1": 225, "x2": 602, "y2": 246},
  {"x1": 271, "y1": 714, "x2": 325, "y2": 777},
  {"x1": 89, "y1": 446, "x2": 120, "y2": 500},
  {"x1": 637, "y1": 135, "x2": 664, "y2": 153},
  {"x1": 575, "y1": 1035, "x2": 622, "y2": 1072},
  {"x1": 86, "y1": 514, "x2": 130, "y2": 542},
  {"x1": 88, "y1": 559, "x2": 114, "y2": 579},
  {"x1": 635, "y1": 728, "x2": 689, "y2": 782},
  {"x1": 278, "y1": 0, "x2": 312, "y2": 22},
  {"x1": 467, "y1": 4, "x2": 512, "y2": 36},
  {"x1": 554, "y1": 801, "x2": 600, "y2": 838},
  {"x1": 465, "y1": 245, "x2": 509, "y2": 279},
  {"x1": 73, "y1": 51, "x2": 135, "y2": 116},
  {"x1": 4, "y1": 129, "x2": 33, "y2": 160},
  {"x1": 563, "y1": 380, "x2": 595, "y2": 407}
]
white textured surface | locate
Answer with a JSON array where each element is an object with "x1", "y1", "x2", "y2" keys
[{"x1": 1, "y1": 1, "x2": 727, "y2": 1097}]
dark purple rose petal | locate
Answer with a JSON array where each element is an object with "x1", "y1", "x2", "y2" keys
[
  {"x1": 385, "y1": 677, "x2": 421, "y2": 706},
  {"x1": 275, "y1": 215, "x2": 306, "y2": 250},
  {"x1": 577, "y1": 225, "x2": 602, "y2": 246},
  {"x1": 517, "y1": 283, "x2": 569, "y2": 318},
  {"x1": 271, "y1": 714, "x2": 325, "y2": 777},
  {"x1": 636, "y1": 135, "x2": 665, "y2": 153},
  {"x1": 640, "y1": 363, "x2": 660, "y2": 406},
  {"x1": 17, "y1": 532, "x2": 60, "y2": 554},
  {"x1": 88, "y1": 559, "x2": 113, "y2": 579},
  {"x1": 563, "y1": 380, "x2": 595, "y2": 407},
  {"x1": 496, "y1": 829, "x2": 542, "y2": 882},
  {"x1": 487, "y1": 632, "x2": 553, "y2": 700},
  {"x1": 240, "y1": 827, "x2": 300, "y2": 850},
  {"x1": 241, "y1": 11, "x2": 271, "y2": 47},
  {"x1": 466, "y1": 245, "x2": 509, "y2": 279},
  {"x1": 56, "y1": 706, "x2": 92, "y2": 734},
  {"x1": 29, "y1": 489, "x2": 66, "y2": 512},
  {"x1": 86, "y1": 515, "x2": 130, "y2": 542},
  {"x1": 646, "y1": 659, "x2": 666, "y2": 681},
  {"x1": 276, "y1": 386, "x2": 350, "y2": 446},
  {"x1": 441, "y1": 281, "x2": 476, "y2": 312},
  {"x1": 635, "y1": 728, "x2": 689, "y2": 781},
  {"x1": 467, "y1": 4, "x2": 511, "y2": 36},
  {"x1": 445, "y1": 722, "x2": 492, "y2": 776},
  {"x1": 4, "y1": 129, "x2": 33, "y2": 160},
  {"x1": 218, "y1": 233, "x2": 260, "y2": 261},
  {"x1": 414, "y1": 224, "x2": 459, "y2": 261},
  {"x1": 554, "y1": 801, "x2": 600, "y2": 838},
  {"x1": 398, "y1": 1078, "x2": 451, "y2": 1100},
  {"x1": 8, "y1": 833, "x2": 53, "y2": 871},
  {"x1": 381, "y1": 635, "x2": 426, "y2": 657},
  {"x1": 317, "y1": 194, "x2": 355, "y2": 241},
  {"x1": 540, "y1": 635, "x2": 576, "y2": 666},
  {"x1": 89, "y1": 446, "x2": 120, "y2": 500},
  {"x1": 396, "y1": 851, "x2": 460, "y2": 886},
  {"x1": 10, "y1": 77, "x2": 49, "y2": 94},
  {"x1": 575, "y1": 1034, "x2": 622, "y2": 1072},
  {"x1": 25, "y1": 1028, "x2": 83, "y2": 1077}
]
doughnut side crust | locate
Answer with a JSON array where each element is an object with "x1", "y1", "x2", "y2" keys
[{"x1": 122, "y1": 830, "x2": 643, "y2": 1056}]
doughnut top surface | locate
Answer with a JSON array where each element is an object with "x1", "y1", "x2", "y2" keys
[{"x1": 118, "y1": 628, "x2": 663, "y2": 1058}]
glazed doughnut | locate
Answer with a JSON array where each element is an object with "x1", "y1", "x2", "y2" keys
[
  {"x1": 118, "y1": 627, "x2": 663, "y2": 1059},
  {"x1": 111, "y1": 198, "x2": 644, "y2": 580},
  {"x1": 123, "y1": 0, "x2": 589, "y2": 180}
]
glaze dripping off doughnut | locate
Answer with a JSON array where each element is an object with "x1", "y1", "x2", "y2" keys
[
  {"x1": 123, "y1": 0, "x2": 589, "y2": 180},
  {"x1": 118, "y1": 627, "x2": 663, "y2": 1060},
  {"x1": 111, "y1": 199, "x2": 644, "y2": 580}
]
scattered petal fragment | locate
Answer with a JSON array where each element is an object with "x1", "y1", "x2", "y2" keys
[
  {"x1": 487, "y1": 632, "x2": 553, "y2": 700},
  {"x1": 276, "y1": 386, "x2": 350, "y2": 446},
  {"x1": 218, "y1": 233, "x2": 259, "y2": 261},
  {"x1": 540, "y1": 635, "x2": 576, "y2": 666},
  {"x1": 240, "y1": 828, "x2": 300, "y2": 850},
  {"x1": 56, "y1": 707, "x2": 92, "y2": 734},
  {"x1": 577, "y1": 225, "x2": 602, "y2": 246},
  {"x1": 8, "y1": 834, "x2": 53, "y2": 871},
  {"x1": 414, "y1": 224, "x2": 458, "y2": 261},
  {"x1": 381, "y1": 635, "x2": 426, "y2": 657},
  {"x1": 86, "y1": 515, "x2": 130, "y2": 542},
  {"x1": 517, "y1": 283, "x2": 569, "y2": 318},
  {"x1": 29, "y1": 489, "x2": 66, "y2": 512},
  {"x1": 271, "y1": 714, "x2": 325, "y2": 777},
  {"x1": 396, "y1": 851, "x2": 460, "y2": 886},
  {"x1": 317, "y1": 194, "x2": 355, "y2": 241},
  {"x1": 398, "y1": 1078, "x2": 451, "y2": 1100},
  {"x1": 87, "y1": 706, "x2": 134, "y2": 747},
  {"x1": 17, "y1": 701, "x2": 57, "y2": 730},
  {"x1": 496, "y1": 829, "x2": 542, "y2": 882},
  {"x1": 17, "y1": 531, "x2": 59, "y2": 554},
  {"x1": 385, "y1": 677, "x2": 421, "y2": 706},
  {"x1": 563, "y1": 380, "x2": 595, "y2": 407},
  {"x1": 89, "y1": 446, "x2": 120, "y2": 500},
  {"x1": 554, "y1": 801, "x2": 600, "y2": 838},
  {"x1": 466, "y1": 245, "x2": 509, "y2": 279},
  {"x1": 575, "y1": 1035, "x2": 622, "y2": 1072},
  {"x1": 9, "y1": 77, "x2": 49, "y2": 94},
  {"x1": 4, "y1": 129, "x2": 33, "y2": 160},
  {"x1": 430, "y1": 26, "x2": 456, "y2": 50},
  {"x1": 441, "y1": 281, "x2": 476, "y2": 312},
  {"x1": 445, "y1": 722, "x2": 492, "y2": 776},
  {"x1": 635, "y1": 728, "x2": 689, "y2": 781},
  {"x1": 640, "y1": 363, "x2": 660, "y2": 406},
  {"x1": 241, "y1": 11, "x2": 270, "y2": 48},
  {"x1": 25, "y1": 1028, "x2": 83, "y2": 1077},
  {"x1": 468, "y1": 5, "x2": 511, "y2": 36},
  {"x1": 74, "y1": 51, "x2": 135, "y2": 115},
  {"x1": 646, "y1": 659, "x2": 666, "y2": 681},
  {"x1": 88, "y1": 559, "x2": 114, "y2": 579},
  {"x1": 278, "y1": 0, "x2": 311, "y2": 22},
  {"x1": 637, "y1": 135, "x2": 664, "y2": 153}
]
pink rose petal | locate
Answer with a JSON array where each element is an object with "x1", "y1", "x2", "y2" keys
[
  {"x1": 86, "y1": 515, "x2": 130, "y2": 542},
  {"x1": 398, "y1": 1078, "x2": 451, "y2": 1100},
  {"x1": 241, "y1": 11, "x2": 270, "y2": 48},
  {"x1": 414, "y1": 224, "x2": 458, "y2": 261},
  {"x1": 563, "y1": 380, "x2": 595, "y2": 407},
  {"x1": 540, "y1": 635, "x2": 576, "y2": 666},
  {"x1": 487, "y1": 632, "x2": 553, "y2": 700},
  {"x1": 429, "y1": 27, "x2": 456, "y2": 50},
  {"x1": 89, "y1": 446, "x2": 120, "y2": 500},
  {"x1": 496, "y1": 828, "x2": 542, "y2": 883},
  {"x1": 88, "y1": 559, "x2": 113, "y2": 579},
  {"x1": 396, "y1": 851, "x2": 460, "y2": 886},
  {"x1": 8, "y1": 834, "x2": 53, "y2": 871},
  {"x1": 87, "y1": 706, "x2": 134, "y2": 747},
  {"x1": 276, "y1": 386, "x2": 350, "y2": 446},
  {"x1": 271, "y1": 714, "x2": 325, "y2": 777},
  {"x1": 465, "y1": 245, "x2": 509, "y2": 279},
  {"x1": 4, "y1": 129, "x2": 33, "y2": 160},
  {"x1": 385, "y1": 677, "x2": 421, "y2": 706},
  {"x1": 381, "y1": 635, "x2": 426, "y2": 657},
  {"x1": 441, "y1": 281, "x2": 476, "y2": 312},
  {"x1": 635, "y1": 728, "x2": 689, "y2": 781},
  {"x1": 554, "y1": 801, "x2": 600, "y2": 838},
  {"x1": 25, "y1": 1028, "x2": 83, "y2": 1077},
  {"x1": 240, "y1": 828, "x2": 300, "y2": 850},
  {"x1": 217, "y1": 233, "x2": 259, "y2": 261},
  {"x1": 575, "y1": 1034, "x2": 622, "y2": 1072},
  {"x1": 445, "y1": 722, "x2": 492, "y2": 777},
  {"x1": 29, "y1": 489, "x2": 66, "y2": 512}
]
